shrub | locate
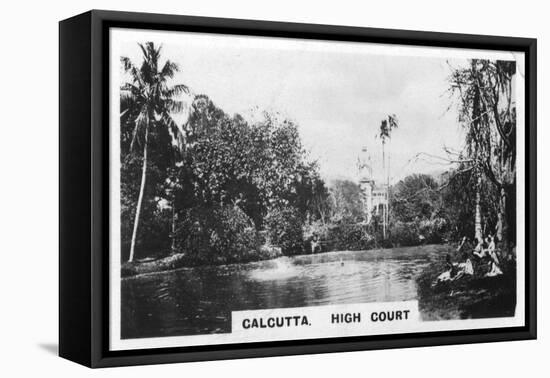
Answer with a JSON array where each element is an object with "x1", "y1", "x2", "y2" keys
[
  {"x1": 210, "y1": 205, "x2": 260, "y2": 263},
  {"x1": 174, "y1": 205, "x2": 260, "y2": 264},
  {"x1": 390, "y1": 217, "x2": 448, "y2": 247},
  {"x1": 327, "y1": 223, "x2": 374, "y2": 251},
  {"x1": 418, "y1": 218, "x2": 448, "y2": 244},
  {"x1": 391, "y1": 221, "x2": 419, "y2": 246},
  {"x1": 265, "y1": 207, "x2": 305, "y2": 255},
  {"x1": 303, "y1": 220, "x2": 330, "y2": 241}
]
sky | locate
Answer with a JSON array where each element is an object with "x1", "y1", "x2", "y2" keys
[{"x1": 115, "y1": 29, "x2": 518, "y2": 185}]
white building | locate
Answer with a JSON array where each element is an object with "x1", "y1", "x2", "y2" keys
[{"x1": 357, "y1": 147, "x2": 388, "y2": 223}]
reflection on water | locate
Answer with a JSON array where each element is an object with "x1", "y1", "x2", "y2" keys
[
  {"x1": 121, "y1": 244, "x2": 449, "y2": 339},
  {"x1": 249, "y1": 256, "x2": 298, "y2": 281}
]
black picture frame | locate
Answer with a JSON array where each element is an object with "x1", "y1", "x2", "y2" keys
[{"x1": 59, "y1": 9, "x2": 537, "y2": 368}]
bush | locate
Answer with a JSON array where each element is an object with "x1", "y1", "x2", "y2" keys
[
  {"x1": 390, "y1": 217, "x2": 448, "y2": 247},
  {"x1": 210, "y1": 205, "x2": 261, "y2": 263},
  {"x1": 303, "y1": 220, "x2": 329, "y2": 240},
  {"x1": 265, "y1": 207, "x2": 305, "y2": 255},
  {"x1": 391, "y1": 221, "x2": 419, "y2": 246},
  {"x1": 174, "y1": 205, "x2": 260, "y2": 264},
  {"x1": 418, "y1": 218, "x2": 448, "y2": 244},
  {"x1": 327, "y1": 223, "x2": 374, "y2": 251}
]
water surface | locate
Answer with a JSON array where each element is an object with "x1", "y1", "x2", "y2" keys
[{"x1": 121, "y1": 244, "x2": 448, "y2": 338}]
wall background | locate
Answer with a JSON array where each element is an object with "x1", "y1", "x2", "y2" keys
[{"x1": 0, "y1": 0, "x2": 545, "y2": 376}]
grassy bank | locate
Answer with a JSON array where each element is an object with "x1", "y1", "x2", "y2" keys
[
  {"x1": 416, "y1": 255, "x2": 516, "y2": 320},
  {"x1": 121, "y1": 245, "x2": 282, "y2": 278},
  {"x1": 121, "y1": 253, "x2": 191, "y2": 278}
]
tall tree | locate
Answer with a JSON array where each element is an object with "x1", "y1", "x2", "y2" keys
[
  {"x1": 378, "y1": 114, "x2": 399, "y2": 238},
  {"x1": 450, "y1": 59, "x2": 516, "y2": 246},
  {"x1": 120, "y1": 42, "x2": 188, "y2": 262}
]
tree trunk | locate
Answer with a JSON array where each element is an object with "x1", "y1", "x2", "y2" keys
[
  {"x1": 497, "y1": 186, "x2": 508, "y2": 245},
  {"x1": 387, "y1": 135, "x2": 392, "y2": 236},
  {"x1": 170, "y1": 204, "x2": 177, "y2": 254},
  {"x1": 383, "y1": 203, "x2": 388, "y2": 238},
  {"x1": 382, "y1": 141, "x2": 386, "y2": 239},
  {"x1": 474, "y1": 174, "x2": 482, "y2": 242},
  {"x1": 319, "y1": 205, "x2": 326, "y2": 227},
  {"x1": 129, "y1": 126, "x2": 149, "y2": 262}
]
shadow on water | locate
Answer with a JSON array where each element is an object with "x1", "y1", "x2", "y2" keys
[{"x1": 121, "y1": 244, "x2": 450, "y2": 339}]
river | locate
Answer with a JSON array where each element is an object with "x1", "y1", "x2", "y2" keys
[{"x1": 121, "y1": 244, "x2": 449, "y2": 339}]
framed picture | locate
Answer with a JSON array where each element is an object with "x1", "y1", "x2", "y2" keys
[{"x1": 59, "y1": 10, "x2": 537, "y2": 368}]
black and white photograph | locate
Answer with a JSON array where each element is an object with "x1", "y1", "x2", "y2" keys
[
  {"x1": 108, "y1": 27, "x2": 526, "y2": 351},
  {"x1": 2, "y1": 0, "x2": 547, "y2": 373}
]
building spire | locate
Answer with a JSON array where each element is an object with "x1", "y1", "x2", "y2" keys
[{"x1": 357, "y1": 146, "x2": 373, "y2": 182}]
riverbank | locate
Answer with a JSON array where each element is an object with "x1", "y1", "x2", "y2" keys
[
  {"x1": 416, "y1": 255, "x2": 516, "y2": 320},
  {"x1": 122, "y1": 253, "x2": 189, "y2": 278},
  {"x1": 121, "y1": 243, "x2": 449, "y2": 278},
  {"x1": 121, "y1": 245, "x2": 282, "y2": 278}
]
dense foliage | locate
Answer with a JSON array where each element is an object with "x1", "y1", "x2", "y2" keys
[
  {"x1": 120, "y1": 44, "x2": 516, "y2": 267},
  {"x1": 120, "y1": 45, "x2": 328, "y2": 262},
  {"x1": 449, "y1": 59, "x2": 517, "y2": 247}
]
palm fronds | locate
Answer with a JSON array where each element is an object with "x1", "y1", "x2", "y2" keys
[{"x1": 120, "y1": 42, "x2": 190, "y2": 155}]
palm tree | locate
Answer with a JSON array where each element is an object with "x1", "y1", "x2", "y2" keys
[
  {"x1": 378, "y1": 114, "x2": 398, "y2": 238},
  {"x1": 120, "y1": 42, "x2": 188, "y2": 262}
]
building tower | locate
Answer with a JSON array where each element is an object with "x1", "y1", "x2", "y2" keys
[
  {"x1": 357, "y1": 147, "x2": 375, "y2": 222},
  {"x1": 357, "y1": 147, "x2": 388, "y2": 223}
]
